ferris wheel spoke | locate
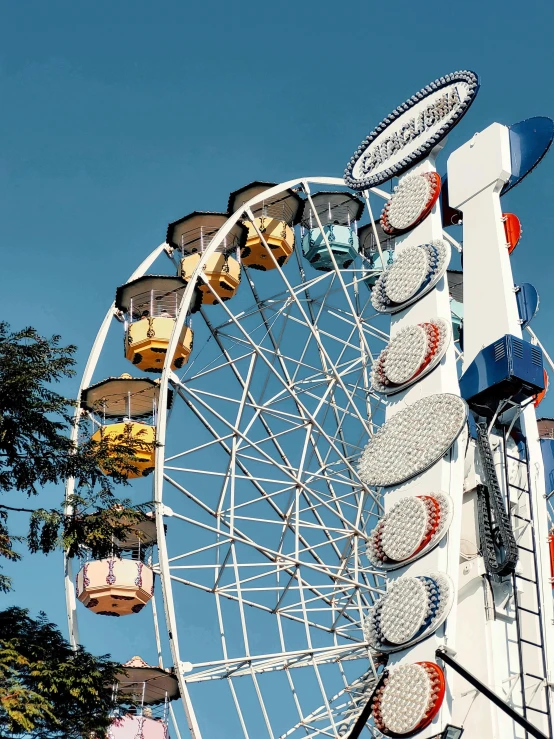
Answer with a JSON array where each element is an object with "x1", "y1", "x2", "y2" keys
[
  {"x1": 224, "y1": 536, "x2": 278, "y2": 739},
  {"x1": 185, "y1": 640, "x2": 375, "y2": 738},
  {"x1": 274, "y1": 603, "x2": 318, "y2": 735},
  {"x1": 278, "y1": 664, "x2": 378, "y2": 739},
  {"x1": 275, "y1": 275, "x2": 362, "y2": 386},
  {"x1": 179, "y1": 371, "x2": 370, "y2": 502},
  {"x1": 314, "y1": 378, "x2": 370, "y2": 476},
  {"x1": 200, "y1": 307, "x2": 349, "y2": 440},
  {"x1": 163, "y1": 420, "x2": 366, "y2": 576},
  {"x1": 324, "y1": 305, "x2": 388, "y2": 345},
  {"x1": 288, "y1": 286, "x2": 341, "y2": 385},
  {"x1": 212, "y1": 588, "x2": 251, "y2": 739},
  {"x1": 181, "y1": 350, "x2": 254, "y2": 384},
  {"x1": 165, "y1": 435, "x2": 370, "y2": 564},
  {"x1": 167, "y1": 386, "x2": 365, "y2": 537},
  {"x1": 162, "y1": 484, "x2": 381, "y2": 597},
  {"x1": 196, "y1": 303, "x2": 378, "y2": 515},
  {"x1": 183, "y1": 644, "x2": 370, "y2": 684},
  {"x1": 215, "y1": 248, "x2": 374, "y2": 436},
  {"x1": 294, "y1": 571, "x2": 341, "y2": 736},
  {"x1": 171, "y1": 368, "x2": 381, "y2": 515},
  {"x1": 164, "y1": 508, "x2": 383, "y2": 598},
  {"x1": 165, "y1": 546, "x2": 379, "y2": 631},
  {"x1": 169, "y1": 572, "x2": 342, "y2": 634},
  {"x1": 163, "y1": 377, "x2": 380, "y2": 606},
  {"x1": 165, "y1": 433, "x2": 236, "y2": 463}
]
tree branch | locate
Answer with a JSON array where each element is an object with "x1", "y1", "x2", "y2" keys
[{"x1": 0, "y1": 504, "x2": 40, "y2": 514}]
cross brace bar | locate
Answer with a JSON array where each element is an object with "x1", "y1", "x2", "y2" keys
[{"x1": 436, "y1": 648, "x2": 549, "y2": 739}]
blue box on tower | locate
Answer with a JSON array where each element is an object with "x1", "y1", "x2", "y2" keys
[{"x1": 459, "y1": 334, "x2": 544, "y2": 413}]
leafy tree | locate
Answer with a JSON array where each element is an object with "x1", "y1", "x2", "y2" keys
[
  {"x1": 0, "y1": 608, "x2": 130, "y2": 739},
  {"x1": 0, "y1": 322, "x2": 152, "y2": 736}
]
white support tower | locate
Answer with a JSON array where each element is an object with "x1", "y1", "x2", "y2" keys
[{"x1": 448, "y1": 122, "x2": 554, "y2": 738}]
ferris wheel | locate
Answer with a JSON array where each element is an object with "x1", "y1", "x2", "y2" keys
[{"x1": 64, "y1": 70, "x2": 554, "y2": 739}]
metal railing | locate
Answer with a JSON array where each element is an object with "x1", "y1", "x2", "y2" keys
[
  {"x1": 180, "y1": 227, "x2": 241, "y2": 256},
  {"x1": 127, "y1": 288, "x2": 185, "y2": 322}
]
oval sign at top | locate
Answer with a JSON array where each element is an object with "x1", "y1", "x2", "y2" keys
[{"x1": 345, "y1": 70, "x2": 480, "y2": 190}]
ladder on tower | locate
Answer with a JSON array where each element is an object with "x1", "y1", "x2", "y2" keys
[{"x1": 503, "y1": 429, "x2": 553, "y2": 738}]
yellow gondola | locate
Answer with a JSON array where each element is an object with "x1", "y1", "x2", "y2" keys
[
  {"x1": 115, "y1": 275, "x2": 194, "y2": 372},
  {"x1": 166, "y1": 211, "x2": 247, "y2": 304},
  {"x1": 227, "y1": 181, "x2": 303, "y2": 271},
  {"x1": 81, "y1": 375, "x2": 170, "y2": 478}
]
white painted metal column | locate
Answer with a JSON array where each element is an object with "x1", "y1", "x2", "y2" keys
[
  {"x1": 379, "y1": 141, "x2": 467, "y2": 739},
  {"x1": 448, "y1": 122, "x2": 554, "y2": 738},
  {"x1": 448, "y1": 123, "x2": 519, "y2": 370}
]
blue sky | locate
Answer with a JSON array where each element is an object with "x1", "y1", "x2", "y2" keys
[{"x1": 2, "y1": 0, "x2": 554, "y2": 734}]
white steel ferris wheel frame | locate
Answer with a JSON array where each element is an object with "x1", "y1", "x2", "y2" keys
[{"x1": 65, "y1": 175, "x2": 462, "y2": 739}]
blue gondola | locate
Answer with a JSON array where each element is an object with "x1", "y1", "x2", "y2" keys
[{"x1": 301, "y1": 192, "x2": 364, "y2": 271}]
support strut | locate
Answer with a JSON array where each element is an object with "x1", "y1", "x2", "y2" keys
[
  {"x1": 342, "y1": 671, "x2": 385, "y2": 739},
  {"x1": 436, "y1": 647, "x2": 549, "y2": 739}
]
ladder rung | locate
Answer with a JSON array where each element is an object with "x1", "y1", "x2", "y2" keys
[
  {"x1": 516, "y1": 574, "x2": 537, "y2": 584},
  {"x1": 514, "y1": 514, "x2": 532, "y2": 523},
  {"x1": 517, "y1": 545, "x2": 535, "y2": 554},
  {"x1": 506, "y1": 453, "x2": 528, "y2": 463},
  {"x1": 520, "y1": 638, "x2": 544, "y2": 648},
  {"x1": 525, "y1": 706, "x2": 549, "y2": 715},
  {"x1": 508, "y1": 483, "x2": 530, "y2": 492},
  {"x1": 524, "y1": 672, "x2": 547, "y2": 680},
  {"x1": 517, "y1": 605, "x2": 541, "y2": 616}
]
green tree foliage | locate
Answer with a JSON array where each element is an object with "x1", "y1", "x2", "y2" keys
[
  {"x1": 0, "y1": 608, "x2": 131, "y2": 738},
  {"x1": 0, "y1": 323, "x2": 152, "y2": 736}
]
